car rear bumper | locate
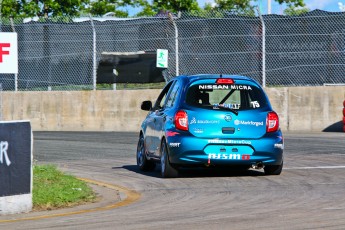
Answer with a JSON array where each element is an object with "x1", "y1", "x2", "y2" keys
[{"x1": 166, "y1": 131, "x2": 283, "y2": 167}]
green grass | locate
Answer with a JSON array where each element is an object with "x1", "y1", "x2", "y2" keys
[{"x1": 33, "y1": 164, "x2": 96, "y2": 211}]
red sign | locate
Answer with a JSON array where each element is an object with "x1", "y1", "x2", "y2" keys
[
  {"x1": 0, "y1": 43, "x2": 11, "y2": 63},
  {"x1": 0, "y1": 33, "x2": 18, "y2": 74}
]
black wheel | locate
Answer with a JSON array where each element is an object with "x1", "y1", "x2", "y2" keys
[
  {"x1": 160, "y1": 141, "x2": 178, "y2": 178},
  {"x1": 136, "y1": 135, "x2": 155, "y2": 171},
  {"x1": 264, "y1": 161, "x2": 283, "y2": 175}
]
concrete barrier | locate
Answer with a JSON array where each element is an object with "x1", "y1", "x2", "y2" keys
[
  {"x1": 1, "y1": 87, "x2": 345, "y2": 132},
  {"x1": 266, "y1": 87, "x2": 345, "y2": 132}
]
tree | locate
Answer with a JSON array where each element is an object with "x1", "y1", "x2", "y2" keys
[
  {"x1": 1, "y1": 0, "x2": 22, "y2": 18},
  {"x1": 135, "y1": 0, "x2": 306, "y2": 17},
  {"x1": 213, "y1": 0, "x2": 255, "y2": 15},
  {"x1": 284, "y1": 5, "x2": 309, "y2": 16},
  {"x1": 0, "y1": 0, "x2": 144, "y2": 18},
  {"x1": 1, "y1": 0, "x2": 90, "y2": 18},
  {"x1": 210, "y1": 0, "x2": 306, "y2": 15},
  {"x1": 135, "y1": 1, "x2": 157, "y2": 17},
  {"x1": 276, "y1": 0, "x2": 305, "y2": 8},
  {"x1": 151, "y1": 0, "x2": 200, "y2": 14},
  {"x1": 1, "y1": 0, "x2": 307, "y2": 19},
  {"x1": 131, "y1": 0, "x2": 202, "y2": 17}
]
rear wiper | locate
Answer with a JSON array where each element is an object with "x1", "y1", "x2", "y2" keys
[{"x1": 213, "y1": 104, "x2": 238, "y2": 115}]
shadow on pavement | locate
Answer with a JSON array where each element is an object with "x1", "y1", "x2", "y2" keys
[
  {"x1": 115, "y1": 165, "x2": 265, "y2": 178},
  {"x1": 323, "y1": 121, "x2": 343, "y2": 132}
]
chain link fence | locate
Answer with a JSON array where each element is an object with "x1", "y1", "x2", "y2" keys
[
  {"x1": 0, "y1": 10, "x2": 345, "y2": 91},
  {"x1": 265, "y1": 10, "x2": 345, "y2": 86}
]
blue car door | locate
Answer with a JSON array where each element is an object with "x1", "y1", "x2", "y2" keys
[
  {"x1": 145, "y1": 81, "x2": 175, "y2": 157},
  {"x1": 152, "y1": 80, "x2": 180, "y2": 157}
]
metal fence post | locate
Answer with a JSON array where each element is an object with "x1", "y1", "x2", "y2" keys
[
  {"x1": 0, "y1": 0, "x2": 2, "y2": 32},
  {"x1": 169, "y1": 12, "x2": 179, "y2": 76},
  {"x1": 89, "y1": 15, "x2": 97, "y2": 91},
  {"x1": 10, "y1": 18, "x2": 18, "y2": 91},
  {"x1": 0, "y1": 83, "x2": 2, "y2": 120},
  {"x1": 258, "y1": 10, "x2": 266, "y2": 88}
]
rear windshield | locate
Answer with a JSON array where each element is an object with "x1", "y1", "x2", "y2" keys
[{"x1": 185, "y1": 83, "x2": 267, "y2": 111}]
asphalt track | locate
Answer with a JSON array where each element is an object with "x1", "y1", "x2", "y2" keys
[{"x1": 1, "y1": 131, "x2": 345, "y2": 230}]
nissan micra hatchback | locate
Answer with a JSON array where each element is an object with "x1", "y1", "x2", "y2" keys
[{"x1": 137, "y1": 74, "x2": 283, "y2": 178}]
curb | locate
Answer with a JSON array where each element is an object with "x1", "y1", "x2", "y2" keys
[{"x1": 0, "y1": 178, "x2": 141, "y2": 223}]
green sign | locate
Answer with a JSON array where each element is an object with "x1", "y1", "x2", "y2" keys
[{"x1": 156, "y1": 49, "x2": 168, "y2": 68}]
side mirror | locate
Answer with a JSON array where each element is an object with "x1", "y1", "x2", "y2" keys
[{"x1": 141, "y1": 101, "x2": 152, "y2": 111}]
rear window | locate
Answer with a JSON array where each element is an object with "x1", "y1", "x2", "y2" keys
[{"x1": 185, "y1": 83, "x2": 267, "y2": 111}]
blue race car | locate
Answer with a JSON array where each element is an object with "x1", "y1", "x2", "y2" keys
[{"x1": 137, "y1": 74, "x2": 284, "y2": 178}]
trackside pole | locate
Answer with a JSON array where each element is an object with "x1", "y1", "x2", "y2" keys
[
  {"x1": 10, "y1": 18, "x2": 18, "y2": 91},
  {"x1": 258, "y1": 8, "x2": 266, "y2": 88},
  {"x1": 90, "y1": 14, "x2": 97, "y2": 91}
]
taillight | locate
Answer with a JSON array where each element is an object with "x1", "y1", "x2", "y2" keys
[
  {"x1": 266, "y1": 112, "x2": 279, "y2": 133},
  {"x1": 175, "y1": 110, "x2": 188, "y2": 131},
  {"x1": 216, "y1": 78, "x2": 234, "y2": 84}
]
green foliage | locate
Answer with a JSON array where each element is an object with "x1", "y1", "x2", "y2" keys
[
  {"x1": 85, "y1": 0, "x2": 147, "y2": 17},
  {"x1": 284, "y1": 5, "x2": 309, "y2": 16},
  {"x1": 33, "y1": 164, "x2": 96, "y2": 210},
  {"x1": 1, "y1": 0, "x2": 89, "y2": 17},
  {"x1": 215, "y1": 0, "x2": 251, "y2": 11},
  {"x1": 151, "y1": 0, "x2": 200, "y2": 13},
  {"x1": 0, "y1": 0, "x2": 306, "y2": 19},
  {"x1": 134, "y1": 0, "x2": 305, "y2": 17},
  {"x1": 276, "y1": 0, "x2": 305, "y2": 8},
  {"x1": 135, "y1": 2, "x2": 157, "y2": 17},
  {"x1": 213, "y1": 0, "x2": 254, "y2": 16},
  {"x1": 87, "y1": 1, "x2": 120, "y2": 16},
  {"x1": 208, "y1": 0, "x2": 305, "y2": 16},
  {"x1": 1, "y1": 0, "x2": 21, "y2": 18}
]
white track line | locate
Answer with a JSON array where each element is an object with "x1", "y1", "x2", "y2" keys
[{"x1": 284, "y1": 166, "x2": 345, "y2": 170}]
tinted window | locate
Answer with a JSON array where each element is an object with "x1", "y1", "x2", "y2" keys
[
  {"x1": 186, "y1": 83, "x2": 267, "y2": 110},
  {"x1": 153, "y1": 81, "x2": 174, "y2": 110},
  {"x1": 165, "y1": 82, "x2": 180, "y2": 108}
]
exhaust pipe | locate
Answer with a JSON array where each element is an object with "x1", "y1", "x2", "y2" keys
[{"x1": 252, "y1": 162, "x2": 264, "y2": 169}]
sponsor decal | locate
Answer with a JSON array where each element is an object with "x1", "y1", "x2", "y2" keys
[
  {"x1": 214, "y1": 103, "x2": 240, "y2": 110},
  {"x1": 166, "y1": 131, "x2": 180, "y2": 137},
  {"x1": 190, "y1": 117, "x2": 196, "y2": 124},
  {"x1": 250, "y1": 101, "x2": 260, "y2": 108},
  {"x1": 242, "y1": 154, "x2": 251, "y2": 160},
  {"x1": 274, "y1": 143, "x2": 284, "y2": 149},
  {"x1": 234, "y1": 119, "x2": 264, "y2": 127},
  {"x1": 208, "y1": 139, "x2": 252, "y2": 145},
  {"x1": 208, "y1": 153, "x2": 250, "y2": 160},
  {"x1": 193, "y1": 128, "x2": 204, "y2": 134},
  {"x1": 209, "y1": 153, "x2": 241, "y2": 160},
  {"x1": 199, "y1": 85, "x2": 252, "y2": 90},
  {"x1": 0, "y1": 141, "x2": 10, "y2": 166},
  {"x1": 277, "y1": 136, "x2": 283, "y2": 142},
  {"x1": 169, "y1": 143, "x2": 181, "y2": 147},
  {"x1": 189, "y1": 117, "x2": 220, "y2": 125},
  {"x1": 224, "y1": 114, "x2": 232, "y2": 122}
]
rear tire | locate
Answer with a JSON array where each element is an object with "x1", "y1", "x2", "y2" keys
[
  {"x1": 264, "y1": 161, "x2": 283, "y2": 175},
  {"x1": 160, "y1": 141, "x2": 179, "y2": 178},
  {"x1": 136, "y1": 135, "x2": 155, "y2": 171}
]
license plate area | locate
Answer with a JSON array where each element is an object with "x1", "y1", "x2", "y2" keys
[{"x1": 204, "y1": 145, "x2": 254, "y2": 160}]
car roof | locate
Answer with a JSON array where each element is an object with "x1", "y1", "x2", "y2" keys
[{"x1": 173, "y1": 74, "x2": 259, "y2": 85}]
